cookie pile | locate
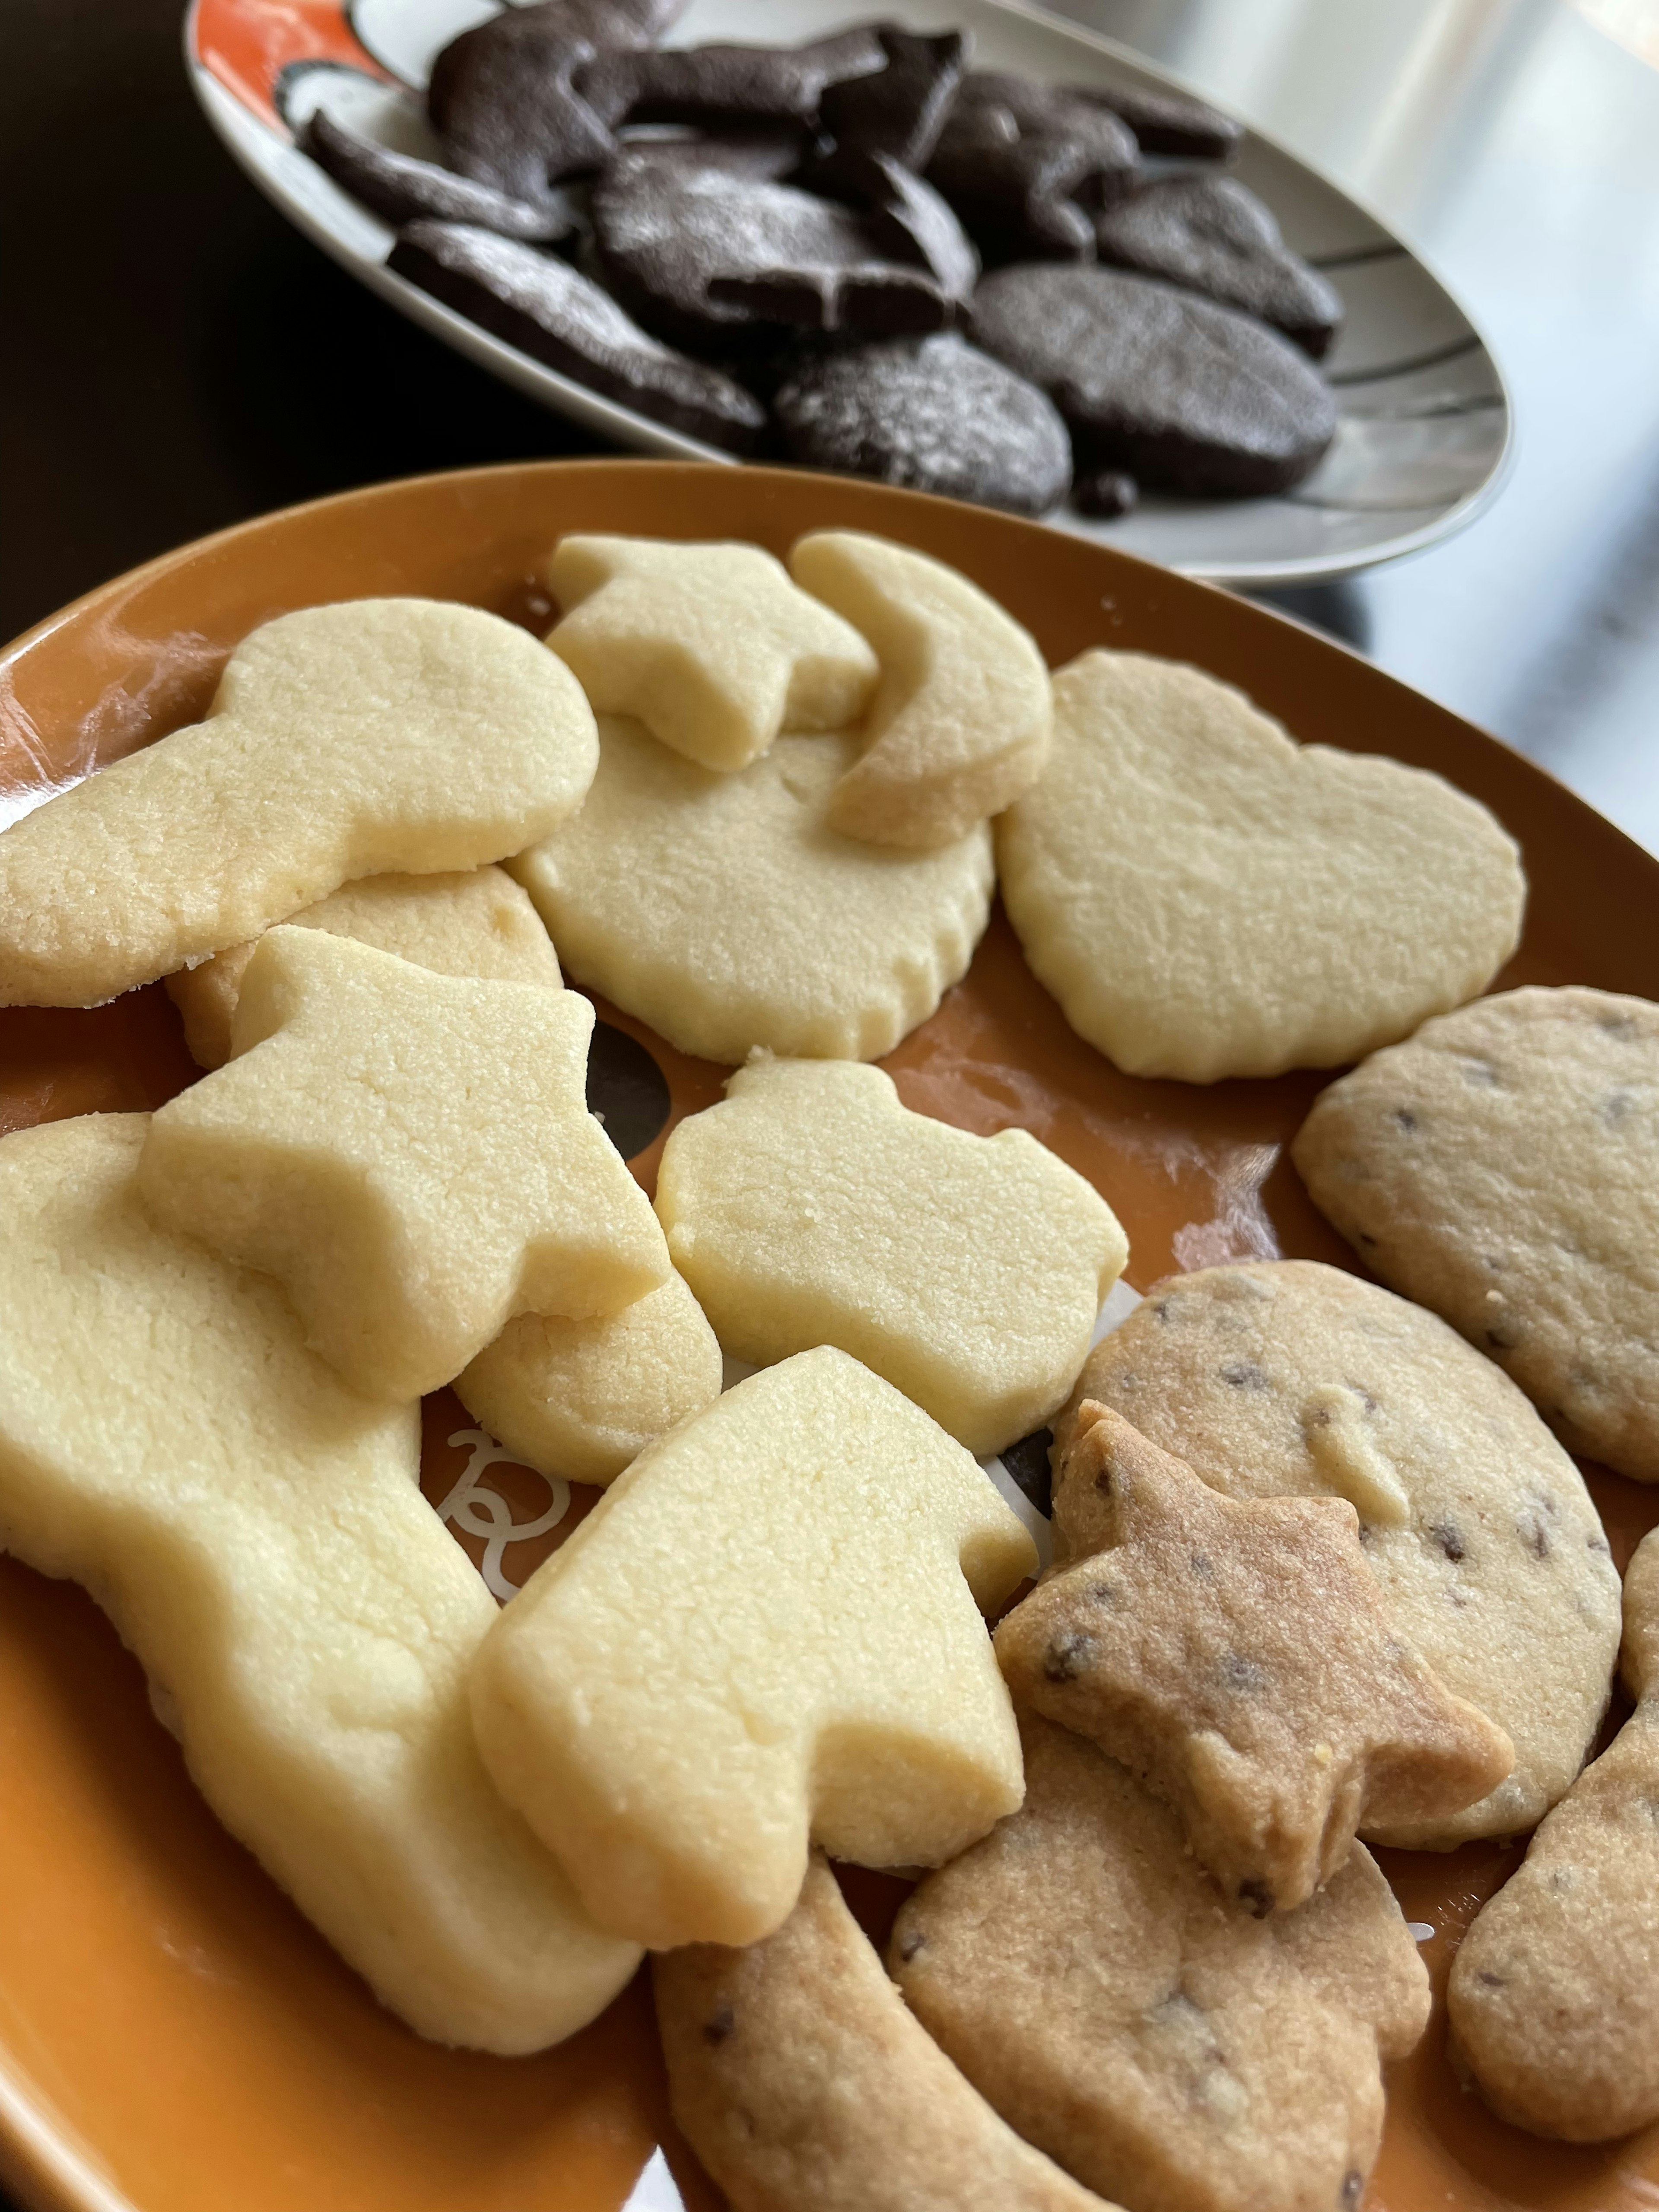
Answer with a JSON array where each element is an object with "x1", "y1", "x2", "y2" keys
[
  {"x1": 0, "y1": 531, "x2": 1655, "y2": 2206},
  {"x1": 300, "y1": 1, "x2": 1345, "y2": 514}
]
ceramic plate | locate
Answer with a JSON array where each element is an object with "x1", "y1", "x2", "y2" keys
[
  {"x1": 0, "y1": 460, "x2": 1651, "y2": 2212},
  {"x1": 181, "y1": 0, "x2": 1512, "y2": 585}
]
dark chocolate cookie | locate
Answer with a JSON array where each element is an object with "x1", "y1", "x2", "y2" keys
[
  {"x1": 1093, "y1": 173, "x2": 1342, "y2": 356},
  {"x1": 592, "y1": 149, "x2": 952, "y2": 344},
  {"x1": 971, "y1": 263, "x2": 1336, "y2": 496},
  {"x1": 428, "y1": 4, "x2": 618, "y2": 203},
  {"x1": 1083, "y1": 81, "x2": 1240, "y2": 159},
  {"x1": 773, "y1": 333, "x2": 1071, "y2": 515},
  {"x1": 386, "y1": 219, "x2": 766, "y2": 450},
  {"x1": 858, "y1": 154, "x2": 978, "y2": 303},
  {"x1": 576, "y1": 29, "x2": 884, "y2": 129},
  {"x1": 302, "y1": 110, "x2": 576, "y2": 241},
  {"x1": 926, "y1": 74, "x2": 1137, "y2": 261},
  {"x1": 812, "y1": 27, "x2": 968, "y2": 176}
]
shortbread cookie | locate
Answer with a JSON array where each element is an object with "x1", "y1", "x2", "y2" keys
[
  {"x1": 655, "y1": 1854, "x2": 1115, "y2": 2212},
  {"x1": 141, "y1": 931, "x2": 668, "y2": 1401},
  {"x1": 511, "y1": 716, "x2": 995, "y2": 1064},
  {"x1": 998, "y1": 651, "x2": 1526, "y2": 1081},
  {"x1": 790, "y1": 531, "x2": 1053, "y2": 848},
  {"x1": 1062, "y1": 1261, "x2": 1621, "y2": 1845},
  {"x1": 1448, "y1": 1528, "x2": 1659, "y2": 2142},
  {"x1": 455, "y1": 1272, "x2": 722, "y2": 1487},
  {"x1": 891, "y1": 1713, "x2": 1430, "y2": 2212},
  {"x1": 165, "y1": 865, "x2": 561, "y2": 1070},
  {"x1": 998, "y1": 1405, "x2": 1513, "y2": 1912},
  {"x1": 655, "y1": 1057, "x2": 1127, "y2": 1456},
  {"x1": 546, "y1": 535, "x2": 877, "y2": 772},
  {"x1": 1293, "y1": 986, "x2": 1659, "y2": 1482},
  {"x1": 0, "y1": 598, "x2": 597, "y2": 1009},
  {"x1": 0, "y1": 1115, "x2": 637, "y2": 2053},
  {"x1": 469, "y1": 1346, "x2": 1034, "y2": 1949}
]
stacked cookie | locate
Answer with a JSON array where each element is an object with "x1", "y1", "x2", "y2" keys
[
  {"x1": 299, "y1": 2, "x2": 1343, "y2": 515},
  {"x1": 0, "y1": 530, "x2": 1654, "y2": 2209}
]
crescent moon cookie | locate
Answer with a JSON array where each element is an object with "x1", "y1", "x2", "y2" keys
[
  {"x1": 1059, "y1": 1261, "x2": 1622, "y2": 1847},
  {"x1": 654, "y1": 1056, "x2": 1127, "y2": 1457},
  {"x1": 654, "y1": 1855, "x2": 1118, "y2": 2212},
  {"x1": 140, "y1": 931, "x2": 669, "y2": 1402},
  {"x1": 467, "y1": 1347, "x2": 1034, "y2": 1950},
  {"x1": 997, "y1": 1405, "x2": 1513, "y2": 1914},
  {"x1": 997, "y1": 649, "x2": 1526, "y2": 1081},
  {"x1": 0, "y1": 1114, "x2": 638, "y2": 2053},
  {"x1": 509, "y1": 715, "x2": 995, "y2": 1064},
  {"x1": 544, "y1": 535, "x2": 878, "y2": 772},
  {"x1": 1448, "y1": 1527, "x2": 1659, "y2": 2142},
  {"x1": 1293, "y1": 985, "x2": 1659, "y2": 1482},
  {"x1": 165, "y1": 864, "x2": 562, "y2": 1071},
  {"x1": 890, "y1": 1712, "x2": 1430, "y2": 2212},
  {"x1": 789, "y1": 531, "x2": 1054, "y2": 849},
  {"x1": 0, "y1": 598, "x2": 598, "y2": 1009},
  {"x1": 455, "y1": 1271, "x2": 723, "y2": 1488}
]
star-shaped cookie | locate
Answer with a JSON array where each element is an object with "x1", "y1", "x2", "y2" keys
[
  {"x1": 545, "y1": 534, "x2": 879, "y2": 771},
  {"x1": 995, "y1": 1403, "x2": 1514, "y2": 1912},
  {"x1": 139, "y1": 926, "x2": 669, "y2": 1401}
]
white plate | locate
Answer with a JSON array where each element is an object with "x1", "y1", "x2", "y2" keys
[{"x1": 184, "y1": 0, "x2": 1513, "y2": 582}]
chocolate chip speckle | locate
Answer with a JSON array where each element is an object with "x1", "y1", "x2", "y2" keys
[
  {"x1": 1460, "y1": 1057, "x2": 1500, "y2": 1088},
  {"x1": 703, "y1": 2001, "x2": 736, "y2": 2046},
  {"x1": 1391, "y1": 1108, "x2": 1418, "y2": 1133},
  {"x1": 1220, "y1": 1360, "x2": 1269, "y2": 1390},
  {"x1": 1339, "y1": 2172, "x2": 1364, "y2": 2212},
  {"x1": 1045, "y1": 1630, "x2": 1097, "y2": 1682},
  {"x1": 1429, "y1": 1520, "x2": 1467, "y2": 1563},
  {"x1": 1219, "y1": 1653, "x2": 1265, "y2": 1693},
  {"x1": 899, "y1": 1926, "x2": 927, "y2": 1961}
]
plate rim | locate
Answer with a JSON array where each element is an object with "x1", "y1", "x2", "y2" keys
[{"x1": 178, "y1": 0, "x2": 1517, "y2": 588}]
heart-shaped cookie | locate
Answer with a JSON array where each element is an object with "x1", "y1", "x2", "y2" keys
[{"x1": 998, "y1": 650, "x2": 1526, "y2": 1081}]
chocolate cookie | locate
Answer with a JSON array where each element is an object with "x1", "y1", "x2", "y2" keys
[
  {"x1": 854, "y1": 155, "x2": 979, "y2": 303},
  {"x1": 426, "y1": 0, "x2": 648, "y2": 203},
  {"x1": 592, "y1": 150, "x2": 952, "y2": 344},
  {"x1": 773, "y1": 334, "x2": 1070, "y2": 515},
  {"x1": 927, "y1": 75, "x2": 1137, "y2": 261},
  {"x1": 1084, "y1": 80, "x2": 1240, "y2": 159},
  {"x1": 302, "y1": 110, "x2": 576, "y2": 242},
  {"x1": 971, "y1": 264, "x2": 1337, "y2": 495},
  {"x1": 576, "y1": 29, "x2": 884, "y2": 129},
  {"x1": 386, "y1": 220, "x2": 766, "y2": 450},
  {"x1": 1094, "y1": 172, "x2": 1342, "y2": 356},
  {"x1": 812, "y1": 27, "x2": 969, "y2": 176}
]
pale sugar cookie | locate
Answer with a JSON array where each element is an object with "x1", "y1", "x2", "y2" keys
[
  {"x1": 510, "y1": 715, "x2": 995, "y2": 1065},
  {"x1": 455, "y1": 1272, "x2": 722, "y2": 1487},
  {"x1": 655, "y1": 1055, "x2": 1126, "y2": 1455},
  {"x1": 165, "y1": 865, "x2": 561, "y2": 1069},
  {"x1": 0, "y1": 598, "x2": 597, "y2": 1008},
  {"x1": 140, "y1": 930, "x2": 668, "y2": 1401},
  {"x1": 469, "y1": 1346, "x2": 1033, "y2": 1949},
  {"x1": 788, "y1": 530, "x2": 1052, "y2": 848},
  {"x1": 1294, "y1": 985, "x2": 1659, "y2": 1482},
  {"x1": 997, "y1": 649, "x2": 1526, "y2": 1081},
  {"x1": 546, "y1": 534, "x2": 877, "y2": 772},
  {"x1": 0, "y1": 1114, "x2": 637, "y2": 2053}
]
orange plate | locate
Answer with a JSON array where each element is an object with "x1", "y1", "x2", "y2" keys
[{"x1": 0, "y1": 461, "x2": 1654, "y2": 2212}]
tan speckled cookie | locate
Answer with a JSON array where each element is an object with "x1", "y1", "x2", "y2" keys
[
  {"x1": 510, "y1": 715, "x2": 994, "y2": 1065},
  {"x1": 996, "y1": 1405, "x2": 1513, "y2": 1914},
  {"x1": 1447, "y1": 1527, "x2": 1659, "y2": 2142},
  {"x1": 890, "y1": 1713, "x2": 1429, "y2": 2212},
  {"x1": 655, "y1": 1854, "x2": 1119, "y2": 2212},
  {"x1": 997, "y1": 650, "x2": 1525, "y2": 1081},
  {"x1": 1060, "y1": 1262, "x2": 1621, "y2": 1847},
  {"x1": 1293, "y1": 986, "x2": 1659, "y2": 1483},
  {"x1": 165, "y1": 866, "x2": 561, "y2": 1069}
]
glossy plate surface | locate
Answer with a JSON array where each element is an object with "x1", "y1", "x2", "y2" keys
[
  {"x1": 0, "y1": 460, "x2": 1652, "y2": 2212},
  {"x1": 182, "y1": 0, "x2": 1513, "y2": 584}
]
